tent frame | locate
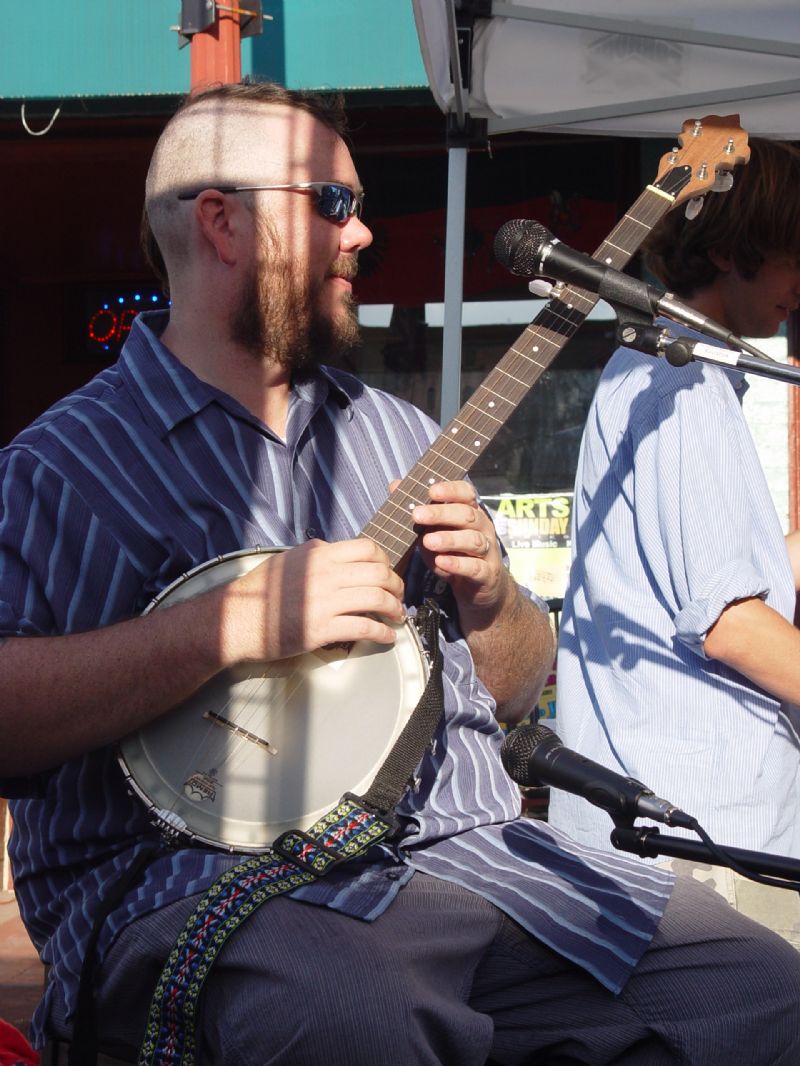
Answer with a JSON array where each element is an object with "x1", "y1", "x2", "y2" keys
[{"x1": 431, "y1": 1, "x2": 800, "y2": 528}]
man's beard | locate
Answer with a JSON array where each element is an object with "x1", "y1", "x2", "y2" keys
[{"x1": 231, "y1": 223, "x2": 361, "y2": 372}]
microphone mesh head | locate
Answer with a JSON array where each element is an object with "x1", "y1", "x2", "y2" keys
[
  {"x1": 493, "y1": 220, "x2": 552, "y2": 277},
  {"x1": 500, "y1": 723, "x2": 556, "y2": 784}
]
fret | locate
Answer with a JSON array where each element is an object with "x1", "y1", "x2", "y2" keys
[
  {"x1": 359, "y1": 116, "x2": 749, "y2": 562},
  {"x1": 459, "y1": 399, "x2": 504, "y2": 430}
]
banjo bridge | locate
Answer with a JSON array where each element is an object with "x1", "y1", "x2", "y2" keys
[{"x1": 203, "y1": 709, "x2": 279, "y2": 755}]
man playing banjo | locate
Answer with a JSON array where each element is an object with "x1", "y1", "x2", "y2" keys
[{"x1": 1, "y1": 82, "x2": 799, "y2": 1065}]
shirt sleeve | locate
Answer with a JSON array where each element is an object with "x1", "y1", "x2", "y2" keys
[
  {"x1": 0, "y1": 448, "x2": 59, "y2": 637},
  {"x1": 0, "y1": 447, "x2": 134, "y2": 637},
  {"x1": 630, "y1": 370, "x2": 771, "y2": 658},
  {"x1": 0, "y1": 447, "x2": 145, "y2": 798}
]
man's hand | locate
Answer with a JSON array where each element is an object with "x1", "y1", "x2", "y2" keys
[
  {"x1": 408, "y1": 479, "x2": 511, "y2": 625},
  {"x1": 219, "y1": 537, "x2": 406, "y2": 666},
  {"x1": 408, "y1": 480, "x2": 553, "y2": 721}
]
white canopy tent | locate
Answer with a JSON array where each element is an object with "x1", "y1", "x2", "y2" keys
[{"x1": 411, "y1": 0, "x2": 800, "y2": 422}]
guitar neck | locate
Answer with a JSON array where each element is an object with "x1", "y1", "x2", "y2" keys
[{"x1": 361, "y1": 182, "x2": 676, "y2": 569}]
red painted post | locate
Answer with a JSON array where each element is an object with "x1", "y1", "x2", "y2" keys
[{"x1": 190, "y1": 4, "x2": 243, "y2": 90}]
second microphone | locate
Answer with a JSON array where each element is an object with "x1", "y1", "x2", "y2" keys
[
  {"x1": 493, "y1": 219, "x2": 743, "y2": 350},
  {"x1": 500, "y1": 723, "x2": 694, "y2": 830}
]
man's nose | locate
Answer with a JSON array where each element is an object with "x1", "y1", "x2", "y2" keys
[{"x1": 340, "y1": 214, "x2": 373, "y2": 252}]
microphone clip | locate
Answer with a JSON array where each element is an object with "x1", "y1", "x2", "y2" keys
[
  {"x1": 617, "y1": 320, "x2": 699, "y2": 368},
  {"x1": 616, "y1": 320, "x2": 677, "y2": 362}
]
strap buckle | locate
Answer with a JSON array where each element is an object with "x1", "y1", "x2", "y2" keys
[{"x1": 272, "y1": 828, "x2": 347, "y2": 876}]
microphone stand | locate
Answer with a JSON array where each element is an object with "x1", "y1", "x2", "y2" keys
[
  {"x1": 616, "y1": 319, "x2": 800, "y2": 388},
  {"x1": 610, "y1": 824, "x2": 800, "y2": 890}
]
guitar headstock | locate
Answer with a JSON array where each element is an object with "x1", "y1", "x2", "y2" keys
[{"x1": 653, "y1": 115, "x2": 750, "y2": 209}]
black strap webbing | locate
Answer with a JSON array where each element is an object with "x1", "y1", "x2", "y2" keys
[{"x1": 360, "y1": 600, "x2": 443, "y2": 817}]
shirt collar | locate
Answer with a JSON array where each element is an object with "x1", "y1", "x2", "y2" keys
[{"x1": 118, "y1": 310, "x2": 354, "y2": 437}]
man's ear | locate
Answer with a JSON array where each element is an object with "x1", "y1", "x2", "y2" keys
[
  {"x1": 708, "y1": 248, "x2": 733, "y2": 274},
  {"x1": 194, "y1": 190, "x2": 241, "y2": 267}
]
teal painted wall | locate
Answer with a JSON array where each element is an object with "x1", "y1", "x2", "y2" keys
[
  {"x1": 0, "y1": 1, "x2": 190, "y2": 98},
  {"x1": 247, "y1": 1, "x2": 427, "y2": 90},
  {"x1": 0, "y1": 0, "x2": 427, "y2": 99}
]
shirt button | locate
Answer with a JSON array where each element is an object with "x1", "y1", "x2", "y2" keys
[
  {"x1": 305, "y1": 527, "x2": 317, "y2": 539},
  {"x1": 386, "y1": 869, "x2": 403, "y2": 881}
]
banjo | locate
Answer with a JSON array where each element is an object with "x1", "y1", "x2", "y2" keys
[{"x1": 119, "y1": 116, "x2": 749, "y2": 852}]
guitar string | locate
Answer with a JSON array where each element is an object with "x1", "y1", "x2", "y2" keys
[
  {"x1": 363, "y1": 188, "x2": 674, "y2": 562},
  {"x1": 151, "y1": 557, "x2": 426, "y2": 826},
  {"x1": 156, "y1": 622, "x2": 424, "y2": 839},
  {"x1": 365, "y1": 137, "x2": 734, "y2": 556}
]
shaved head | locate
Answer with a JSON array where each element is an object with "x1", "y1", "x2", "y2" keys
[
  {"x1": 141, "y1": 82, "x2": 367, "y2": 372},
  {"x1": 143, "y1": 82, "x2": 348, "y2": 284}
]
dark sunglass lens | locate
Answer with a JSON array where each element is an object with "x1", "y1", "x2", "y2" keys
[{"x1": 318, "y1": 185, "x2": 356, "y2": 222}]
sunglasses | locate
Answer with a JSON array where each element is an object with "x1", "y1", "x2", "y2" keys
[{"x1": 177, "y1": 181, "x2": 364, "y2": 222}]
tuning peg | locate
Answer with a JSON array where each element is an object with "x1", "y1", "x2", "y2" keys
[
  {"x1": 711, "y1": 172, "x2": 734, "y2": 193},
  {"x1": 528, "y1": 279, "x2": 555, "y2": 298},
  {"x1": 684, "y1": 196, "x2": 705, "y2": 220}
]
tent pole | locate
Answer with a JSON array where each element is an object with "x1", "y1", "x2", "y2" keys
[
  {"x1": 789, "y1": 312, "x2": 800, "y2": 534},
  {"x1": 440, "y1": 144, "x2": 467, "y2": 426}
]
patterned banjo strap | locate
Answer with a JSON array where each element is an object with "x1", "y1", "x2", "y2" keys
[{"x1": 138, "y1": 602, "x2": 444, "y2": 1066}]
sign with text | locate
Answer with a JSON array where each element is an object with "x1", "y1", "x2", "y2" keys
[
  {"x1": 484, "y1": 492, "x2": 573, "y2": 602},
  {"x1": 72, "y1": 285, "x2": 169, "y2": 363},
  {"x1": 486, "y1": 491, "x2": 573, "y2": 736}
]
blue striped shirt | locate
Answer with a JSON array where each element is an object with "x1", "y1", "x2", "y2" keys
[
  {"x1": 551, "y1": 335, "x2": 800, "y2": 857},
  {"x1": 1, "y1": 312, "x2": 672, "y2": 1043}
]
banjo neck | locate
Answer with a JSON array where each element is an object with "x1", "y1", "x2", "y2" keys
[
  {"x1": 360, "y1": 186, "x2": 671, "y2": 569},
  {"x1": 360, "y1": 115, "x2": 748, "y2": 570}
]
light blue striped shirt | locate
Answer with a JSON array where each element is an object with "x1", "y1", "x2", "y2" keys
[
  {"x1": 551, "y1": 335, "x2": 800, "y2": 858},
  {"x1": 1, "y1": 312, "x2": 672, "y2": 1044}
]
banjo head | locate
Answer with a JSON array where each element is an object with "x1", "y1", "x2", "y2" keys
[{"x1": 118, "y1": 548, "x2": 429, "y2": 852}]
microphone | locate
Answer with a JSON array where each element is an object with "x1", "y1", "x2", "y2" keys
[
  {"x1": 493, "y1": 219, "x2": 744, "y2": 350},
  {"x1": 500, "y1": 723, "x2": 694, "y2": 829}
]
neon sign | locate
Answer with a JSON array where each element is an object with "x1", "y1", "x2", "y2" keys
[{"x1": 81, "y1": 286, "x2": 169, "y2": 361}]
